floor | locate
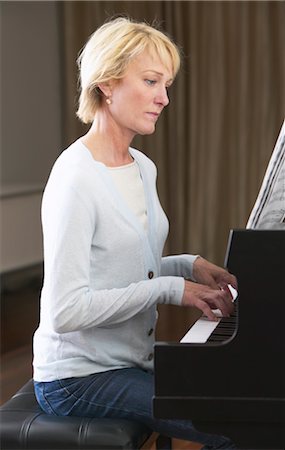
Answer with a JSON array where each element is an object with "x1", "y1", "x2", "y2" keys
[{"x1": 0, "y1": 344, "x2": 33, "y2": 404}]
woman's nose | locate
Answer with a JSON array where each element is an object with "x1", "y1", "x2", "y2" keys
[{"x1": 155, "y1": 87, "x2": 169, "y2": 107}]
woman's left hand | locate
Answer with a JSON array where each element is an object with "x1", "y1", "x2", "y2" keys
[{"x1": 192, "y1": 256, "x2": 238, "y2": 293}]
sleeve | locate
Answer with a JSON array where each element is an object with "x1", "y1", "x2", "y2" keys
[
  {"x1": 161, "y1": 254, "x2": 200, "y2": 280},
  {"x1": 42, "y1": 177, "x2": 185, "y2": 335}
]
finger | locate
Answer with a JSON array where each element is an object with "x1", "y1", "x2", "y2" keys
[
  {"x1": 217, "y1": 269, "x2": 237, "y2": 286},
  {"x1": 196, "y1": 299, "x2": 219, "y2": 321},
  {"x1": 218, "y1": 282, "x2": 238, "y2": 305},
  {"x1": 212, "y1": 290, "x2": 234, "y2": 317},
  {"x1": 220, "y1": 283, "x2": 232, "y2": 298},
  {"x1": 202, "y1": 274, "x2": 220, "y2": 291},
  {"x1": 230, "y1": 275, "x2": 238, "y2": 290},
  {"x1": 220, "y1": 293, "x2": 235, "y2": 316},
  {"x1": 223, "y1": 273, "x2": 238, "y2": 290}
]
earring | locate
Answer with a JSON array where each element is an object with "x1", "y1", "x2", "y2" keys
[{"x1": 106, "y1": 97, "x2": 112, "y2": 105}]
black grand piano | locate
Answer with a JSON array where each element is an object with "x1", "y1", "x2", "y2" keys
[{"x1": 153, "y1": 230, "x2": 285, "y2": 449}]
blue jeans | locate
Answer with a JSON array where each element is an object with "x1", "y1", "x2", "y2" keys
[{"x1": 34, "y1": 368, "x2": 236, "y2": 449}]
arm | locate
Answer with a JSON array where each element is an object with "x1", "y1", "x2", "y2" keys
[
  {"x1": 161, "y1": 254, "x2": 199, "y2": 279},
  {"x1": 42, "y1": 181, "x2": 185, "y2": 334}
]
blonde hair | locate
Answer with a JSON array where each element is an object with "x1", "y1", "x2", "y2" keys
[{"x1": 76, "y1": 17, "x2": 181, "y2": 124}]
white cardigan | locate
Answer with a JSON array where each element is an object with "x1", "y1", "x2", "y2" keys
[{"x1": 33, "y1": 140, "x2": 198, "y2": 381}]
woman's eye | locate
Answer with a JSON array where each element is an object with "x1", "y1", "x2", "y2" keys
[{"x1": 145, "y1": 79, "x2": 156, "y2": 86}]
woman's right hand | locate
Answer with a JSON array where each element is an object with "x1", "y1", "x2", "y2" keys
[{"x1": 182, "y1": 280, "x2": 234, "y2": 321}]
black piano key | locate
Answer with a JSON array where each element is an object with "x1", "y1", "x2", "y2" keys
[
  {"x1": 208, "y1": 305, "x2": 238, "y2": 343},
  {"x1": 208, "y1": 335, "x2": 229, "y2": 342}
]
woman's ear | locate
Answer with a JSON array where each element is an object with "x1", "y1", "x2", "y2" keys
[{"x1": 97, "y1": 82, "x2": 113, "y2": 98}]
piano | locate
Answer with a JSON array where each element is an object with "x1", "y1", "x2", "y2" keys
[{"x1": 153, "y1": 229, "x2": 285, "y2": 449}]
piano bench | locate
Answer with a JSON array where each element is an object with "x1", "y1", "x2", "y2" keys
[{"x1": 0, "y1": 379, "x2": 172, "y2": 449}]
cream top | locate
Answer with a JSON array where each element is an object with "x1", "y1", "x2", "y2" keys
[{"x1": 108, "y1": 161, "x2": 148, "y2": 230}]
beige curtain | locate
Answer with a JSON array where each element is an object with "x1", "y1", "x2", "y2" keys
[{"x1": 60, "y1": 1, "x2": 285, "y2": 339}]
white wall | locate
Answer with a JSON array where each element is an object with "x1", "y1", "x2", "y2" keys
[
  {"x1": 0, "y1": 189, "x2": 43, "y2": 272},
  {"x1": 0, "y1": 2, "x2": 62, "y2": 272}
]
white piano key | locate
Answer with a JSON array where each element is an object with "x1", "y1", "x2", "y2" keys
[
  {"x1": 228, "y1": 284, "x2": 238, "y2": 300},
  {"x1": 180, "y1": 316, "x2": 221, "y2": 343}
]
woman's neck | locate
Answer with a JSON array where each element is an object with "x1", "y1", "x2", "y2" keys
[{"x1": 81, "y1": 113, "x2": 134, "y2": 167}]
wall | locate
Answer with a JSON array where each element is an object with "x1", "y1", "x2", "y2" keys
[{"x1": 0, "y1": 2, "x2": 62, "y2": 272}]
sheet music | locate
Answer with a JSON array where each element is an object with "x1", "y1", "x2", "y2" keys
[{"x1": 246, "y1": 119, "x2": 285, "y2": 229}]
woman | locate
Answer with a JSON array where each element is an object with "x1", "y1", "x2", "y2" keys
[{"x1": 33, "y1": 17, "x2": 237, "y2": 449}]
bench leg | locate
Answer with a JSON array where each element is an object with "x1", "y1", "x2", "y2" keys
[
  {"x1": 141, "y1": 432, "x2": 172, "y2": 449},
  {"x1": 156, "y1": 435, "x2": 172, "y2": 449}
]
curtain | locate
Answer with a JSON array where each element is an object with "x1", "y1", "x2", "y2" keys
[{"x1": 59, "y1": 1, "x2": 285, "y2": 340}]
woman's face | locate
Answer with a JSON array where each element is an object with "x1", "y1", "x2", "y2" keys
[{"x1": 106, "y1": 50, "x2": 173, "y2": 139}]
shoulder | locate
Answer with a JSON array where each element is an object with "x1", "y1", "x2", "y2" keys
[
  {"x1": 44, "y1": 139, "x2": 103, "y2": 200},
  {"x1": 49, "y1": 139, "x2": 102, "y2": 179},
  {"x1": 51, "y1": 139, "x2": 92, "y2": 172}
]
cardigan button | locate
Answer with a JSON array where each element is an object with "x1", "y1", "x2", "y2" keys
[
  {"x1": 147, "y1": 352, "x2": 154, "y2": 361},
  {"x1": 148, "y1": 271, "x2": 154, "y2": 279},
  {"x1": 148, "y1": 328, "x2": 154, "y2": 336}
]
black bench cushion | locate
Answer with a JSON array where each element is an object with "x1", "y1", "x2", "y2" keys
[{"x1": 0, "y1": 379, "x2": 152, "y2": 449}]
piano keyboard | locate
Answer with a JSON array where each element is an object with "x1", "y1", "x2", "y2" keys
[{"x1": 180, "y1": 285, "x2": 238, "y2": 344}]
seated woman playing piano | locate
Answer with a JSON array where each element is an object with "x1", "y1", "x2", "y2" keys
[{"x1": 33, "y1": 17, "x2": 237, "y2": 449}]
